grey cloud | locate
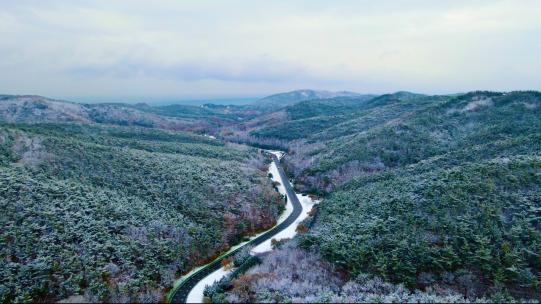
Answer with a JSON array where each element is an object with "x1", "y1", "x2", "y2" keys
[{"x1": 1, "y1": 0, "x2": 540, "y2": 98}]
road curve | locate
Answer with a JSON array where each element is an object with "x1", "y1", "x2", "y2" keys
[{"x1": 169, "y1": 153, "x2": 302, "y2": 303}]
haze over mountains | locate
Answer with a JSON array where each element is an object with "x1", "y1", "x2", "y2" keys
[
  {"x1": 0, "y1": 89, "x2": 404, "y2": 127},
  {"x1": 0, "y1": 90, "x2": 368, "y2": 132},
  {"x1": 0, "y1": 94, "x2": 245, "y2": 133}
]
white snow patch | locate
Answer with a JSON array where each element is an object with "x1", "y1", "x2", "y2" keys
[
  {"x1": 461, "y1": 98, "x2": 493, "y2": 112},
  {"x1": 267, "y1": 150, "x2": 285, "y2": 159},
  {"x1": 251, "y1": 194, "x2": 317, "y2": 254},
  {"x1": 523, "y1": 102, "x2": 538, "y2": 109},
  {"x1": 183, "y1": 226, "x2": 273, "y2": 303},
  {"x1": 186, "y1": 267, "x2": 231, "y2": 303},
  {"x1": 268, "y1": 161, "x2": 293, "y2": 225}
]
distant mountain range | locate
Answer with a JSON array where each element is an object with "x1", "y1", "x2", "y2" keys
[
  {"x1": 0, "y1": 90, "x2": 422, "y2": 132},
  {"x1": 249, "y1": 89, "x2": 374, "y2": 111},
  {"x1": 0, "y1": 94, "x2": 247, "y2": 132},
  {"x1": 0, "y1": 95, "x2": 201, "y2": 129}
]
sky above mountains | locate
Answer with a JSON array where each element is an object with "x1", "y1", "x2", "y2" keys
[{"x1": 1, "y1": 0, "x2": 540, "y2": 101}]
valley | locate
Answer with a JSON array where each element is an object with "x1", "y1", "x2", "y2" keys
[
  {"x1": 0, "y1": 122, "x2": 282, "y2": 302},
  {"x1": 1, "y1": 89, "x2": 540, "y2": 303}
]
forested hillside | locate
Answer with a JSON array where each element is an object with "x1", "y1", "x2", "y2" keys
[
  {"x1": 214, "y1": 91, "x2": 541, "y2": 301},
  {"x1": 299, "y1": 91, "x2": 541, "y2": 297},
  {"x1": 2, "y1": 90, "x2": 540, "y2": 302},
  {"x1": 0, "y1": 123, "x2": 283, "y2": 302},
  {"x1": 0, "y1": 95, "x2": 248, "y2": 134},
  {"x1": 272, "y1": 91, "x2": 540, "y2": 193}
]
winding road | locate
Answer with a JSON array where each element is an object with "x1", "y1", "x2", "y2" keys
[{"x1": 169, "y1": 153, "x2": 304, "y2": 303}]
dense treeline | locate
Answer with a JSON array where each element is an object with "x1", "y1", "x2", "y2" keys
[
  {"x1": 278, "y1": 92, "x2": 541, "y2": 192},
  {"x1": 222, "y1": 91, "x2": 541, "y2": 301},
  {"x1": 0, "y1": 123, "x2": 282, "y2": 302},
  {"x1": 301, "y1": 156, "x2": 541, "y2": 297},
  {"x1": 297, "y1": 91, "x2": 541, "y2": 298},
  {"x1": 250, "y1": 94, "x2": 443, "y2": 142}
]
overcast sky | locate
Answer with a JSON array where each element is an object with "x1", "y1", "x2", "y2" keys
[{"x1": 1, "y1": 0, "x2": 540, "y2": 101}]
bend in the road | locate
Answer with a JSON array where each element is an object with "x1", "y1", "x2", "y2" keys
[{"x1": 169, "y1": 153, "x2": 302, "y2": 303}]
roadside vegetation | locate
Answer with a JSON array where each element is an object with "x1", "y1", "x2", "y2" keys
[{"x1": 206, "y1": 243, "x2": 526, "y2": 303}]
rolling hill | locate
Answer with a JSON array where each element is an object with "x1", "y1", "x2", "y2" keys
[
  {"x1": 0, "y1": 95, "x2": 226, "y2": 133},
  {"x1": 212, "y1": 90, "x2": 541, "y2": 301},
  {"x1": 0, "y1": 122, "x2": 283, "y2": 302}
]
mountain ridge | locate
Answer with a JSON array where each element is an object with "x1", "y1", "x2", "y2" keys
[{"x1": 249, "y1": 89, "x2": 375, "y2": 111}]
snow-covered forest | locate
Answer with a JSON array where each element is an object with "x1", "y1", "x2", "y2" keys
[{"x1": 0, "y1": 123, "x2": 282, "y2": 302}]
